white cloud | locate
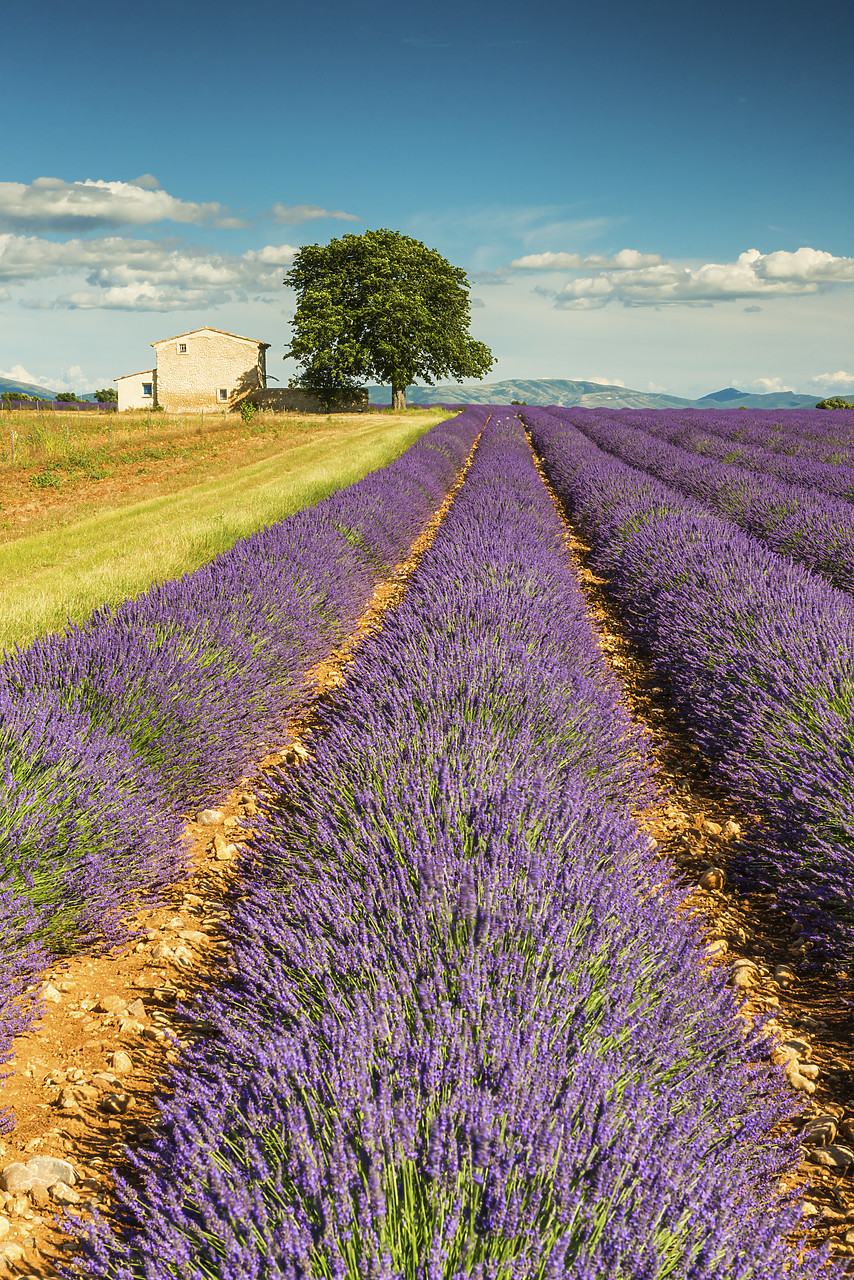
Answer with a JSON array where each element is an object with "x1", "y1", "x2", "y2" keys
[
  {"x1": 744, "y1": 376, "x2": 796, "y2": 394},
  {"x1": 473, "y1": 269, "x2": 511, "y2": 286},
  {"x1": 0, "y1": 233, "x2": 299, "y2": 311},
  {"x1": 0, "y1": 362, "x2": 99, "y2": 393},
  {"x1": 755, "y1": 248, "x2": 854, "y2": 283},
  {"x1": 535, "y1": 247, "x2": 854, "y2": 309},
  {"x1": 592, "y1": 249, "x2": 663, "y2": 270},
  {"x1": 0, "y1": 177, "x2": 241, "y2": 231},
  {"x1": 808, "y1": 370, "x2": 854, "y2": 391},
  {"x1": 268, "y1": 203, "x2": 360, "y2": 226},
  {"x1": 242, "y1": 244, "x2": 301, "y2": 266},
  {"x1": 130, "y1": 174, "x2": 162, "y2": 190},
  {"x1": 513, "y1": 251, "x2": 584, "y2": 270},
  {"x1": 0, "y1": 363, "x2": 42, "y2": 383},
  {"x1": 511, "y1": 248, "x2": 662, "y2": 270},
  {"x1": 587, "y1": 375, "x2": 627, "y2": 387},
  {"x1": 43, "y1": 283, "x2": 237, "y2": 312}
]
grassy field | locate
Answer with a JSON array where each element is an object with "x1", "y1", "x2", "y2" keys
[{"x1": 1, "y1": 406, "x2": 450, "y2": 653}]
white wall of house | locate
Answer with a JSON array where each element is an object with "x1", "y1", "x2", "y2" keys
[{"x1": 115, "y1": 369, "x2": 156, "y2": 412}]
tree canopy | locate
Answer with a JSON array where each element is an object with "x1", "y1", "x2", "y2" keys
[
  {"x1": 816, "y1": 397, "x2": 854, "y2": 410},
  {"x1": 283, "y1": 228, "x2": 495, "y2": 409},
  {"x1": 93, "y1": 387, "x2": 118, "y2": 402}
]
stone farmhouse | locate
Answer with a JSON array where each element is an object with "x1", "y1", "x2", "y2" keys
[
  {"x1": 114, "y1": 325, "x2": 368, "y2": 414},
  {"x1": 114, "y1": 326, "x2": 269, "y2": 413}
]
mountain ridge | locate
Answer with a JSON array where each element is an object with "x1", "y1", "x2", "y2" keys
[
  {"x1": 0, "y1": 376, "x2": 63, "y2": 399},
  {"x1": 368, "y1": 378, "x2": 821, "y2": 411},
  {"x1": 0, "y1": 374, "x2": 823, "y2": 412}
]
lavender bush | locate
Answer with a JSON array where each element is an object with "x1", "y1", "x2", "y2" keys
[
  {"x1": 603, "y1": 406, "x2": 854, "y2": 462},
  {"x1": 568, "y1": 407, "x2": 854, "y2": 501},
  {"x1": 549, "y1": 408, "x2": 854, "y2": 595},
  {"x1": 659, "y1": 408, "x2": 854, "y2": 466},
  {"x1": 0, "y1": 893, "x2": 46, "y2": 1134},
  {"x1": 72, "y1": 415, "x2": 832, "y2": 1279},
  {"x1": 0, "y1": 409, "x2": 483, "y2": 1111},
  {"x1": 524, "y1": 406, "x2": 854, "y2": 955},
  {"x1": 0, "y1": 408, "x2": 482, "y2": 943}
]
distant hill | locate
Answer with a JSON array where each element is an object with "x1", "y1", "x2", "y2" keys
[
  {"x1": 0, "y1": 376, "x2": 58, "y2": 399},
  {"x1": 0, "y1": 378, "x2": 105, "y2": 402},
  {"x1": 697, "y1": 387, "x2": 820, "y2": 410},
  {"x1": 0, "y1": 372, "x2": 822, "y2": 411},
  {"x1": 370, "y1": 379, "x2": 695, "y2": 410},
  {"x1": 698, "y1": 387, "x2": 745, "y2": 402},
  {"x1": 368, "y1": 379, "x2": 822, "y2": 411}
]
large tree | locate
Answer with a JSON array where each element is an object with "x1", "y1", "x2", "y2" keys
[{"x1": 283, "y1": 228, "x2": 495, "y2": 409}]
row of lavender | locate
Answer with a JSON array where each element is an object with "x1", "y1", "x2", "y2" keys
[
  {"x1": 614, "y1": 405, "x2": 854, "y2": 460},
  {"x1": 76, "y1": 414, "x2": 830, "y2": 1279},
  {"x1": 523, "y1": 407, "x2": 854, "y2": 957},
  {"x1": 546, "y1": 407, "x2": 854, "y2": 596},
  {"x1": 664, "y1": 408, "x2": 854, "y2": 464},
  {"x1": 0, "y1": 409, "x2": 483, "y2": 1130},
  {"x1": 585, "y1": 407, "x2": 854, "y2": 501}
]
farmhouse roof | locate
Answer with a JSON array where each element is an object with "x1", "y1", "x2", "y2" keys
[
  {"x1": 114, "y1": 368, "x2": 155, "y2": 381},
  {"x1": 150, "y1": 327, "x2": 271, "y2": 350}
]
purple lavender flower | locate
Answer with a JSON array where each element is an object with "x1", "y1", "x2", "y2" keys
[
  {"x1": 524, "y1": 405, "x2": 854, "y2": 957},
  {"x1": 70, "y1": 413, "x2": 834, "y2": 1279},
  {"x1": 1, "y1": 410, "x2": 484, "y2": 1120}
]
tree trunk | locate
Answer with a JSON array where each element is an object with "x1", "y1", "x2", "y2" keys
[{"x1": 391, "y1": 382, "x2": 406, "y2": 410}]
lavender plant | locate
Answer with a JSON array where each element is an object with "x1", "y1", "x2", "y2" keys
[
  {"x1": 568, "y1": 406, "x2": 854, "y2": 502},
  {"x1": 0, "y1": 409, "x2": 483, "y2": 1103},
  {"x1": 524, "y1": 406, "x2": 854, "y2": 956},
  {"x1": 0, "y1": 892, "x2": 46, "y2": 1134},
  {"x1": 71, "y1": 415, "x2": 832, "y2": 1279},
  {"x1": 550, "y1": 408, "x2": 854, "y2": 595}
]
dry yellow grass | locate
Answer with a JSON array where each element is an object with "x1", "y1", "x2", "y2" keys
[{"x1": 2, "y1": 407, "x2": 450, "y2": 652}]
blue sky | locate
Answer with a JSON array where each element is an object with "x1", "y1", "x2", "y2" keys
[{"x1": 1, "y1": 0, "x2": 852, "y2": 398}]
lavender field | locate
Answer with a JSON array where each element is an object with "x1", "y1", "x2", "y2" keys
[
  {"x1": 0, "y1": 410, "x2": 484, "y2": 1127},
  {"x1": 3, "y1": 406, "x2": 853, "y2": 1277}
]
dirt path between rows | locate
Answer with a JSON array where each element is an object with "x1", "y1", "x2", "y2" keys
[
  {"x1": 0, "y1": 434, "x2": 481, "y2": 1278},
  {"x1": 526, "y1": 435, "x2": 854, "y2": 1271}
]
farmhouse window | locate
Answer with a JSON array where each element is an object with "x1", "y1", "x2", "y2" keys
[
  {"x1": 142, "y1": 382, "x2": 153, "y2": 397},
  {"x1": 218, "y1": 388, "x2": 228, "y2": 401},
  {"x1": 178, "y1": 342, "x2": 187, "y2": 353}
]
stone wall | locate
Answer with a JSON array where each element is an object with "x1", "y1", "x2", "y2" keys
[{"x1": 238, "y1": 387, "x2": 370, "y2": 414}]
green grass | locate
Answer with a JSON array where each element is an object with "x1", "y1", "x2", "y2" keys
[{"x1": 1, "y1": 411, "x2": 448, "y2": 653}]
